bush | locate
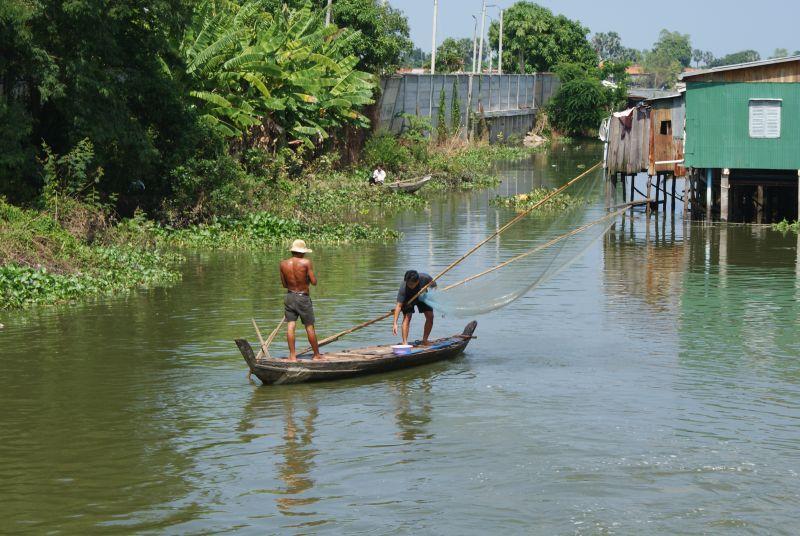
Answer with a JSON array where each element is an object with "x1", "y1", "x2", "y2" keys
[
  {"x1": 362, "y1": 132, "x2": 412, "y2": 172},
  {"x1": 162, "y1": 155, "x2": 260, "y2": 225},
  {"x1": 548, "y1": 77, "x2": 607, "y2": 137}
]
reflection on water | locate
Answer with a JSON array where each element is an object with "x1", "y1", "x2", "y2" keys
[{"x1": 3, "y1": 143, "x2": 800, "y2": 534}]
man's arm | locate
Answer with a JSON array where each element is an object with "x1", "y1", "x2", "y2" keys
[
  {"x1": 306, "y1": 259, "x2": 317, "y2": 286},
  {"x1": 392, "y1": 302, "x2": 403, "y2": 336}
]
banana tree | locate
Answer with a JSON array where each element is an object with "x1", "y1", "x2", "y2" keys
[{"x1": 182, "y1": 1, "x2": 376, "y2": 150}]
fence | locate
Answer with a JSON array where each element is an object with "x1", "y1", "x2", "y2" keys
[{"x1": 376, "y1": 73, "x2": 560, "y2": 141}]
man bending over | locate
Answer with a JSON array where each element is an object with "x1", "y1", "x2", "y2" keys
[{"x1": 392, "y1": 270, "x2": 437, "y2": 346}]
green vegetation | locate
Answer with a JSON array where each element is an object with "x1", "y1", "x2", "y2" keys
[
  {"x1": 450, "y1": 81, "x2": 462, "y2": 136},
  {"x1": 490, "y1": 188, "x2": 584, "y2": 213},
  {"x1": 773, "y1": 220, "x2": 800, "y2": 233},
  {"x1": 437, "y1": 88, "x2": 449, "y2": 144},
  {"x1": 592, "y1": 32, "x2": 640, "y2": 63},
  {"x1": 0, "y1": 200, "x2": 182, "y2": 308},
  {"x1": 643, "y1": 30, "x2": 692, "y2": 88},
  {"x1": 183, "y1": 3, "x2": 374, "y2": 145},
  {"x1": 548, "y1": 62, "x2": 629, "y2": 136},
  {"x1": 436, "y1": 37, "x2": 473, "y2": 72}
]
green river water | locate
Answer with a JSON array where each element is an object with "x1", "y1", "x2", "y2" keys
[{"x1": 2, "y1": 143, "x2": 799, "y2": 534}]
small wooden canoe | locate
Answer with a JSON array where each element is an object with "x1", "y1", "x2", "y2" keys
[
  {"x1": 236, "y1": 321, "x2": 477, "y2": 385},
  {"x1": 384, "y1": 175, "x2": 432, "y2": 193}
]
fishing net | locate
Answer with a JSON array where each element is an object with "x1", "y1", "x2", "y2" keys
[{"x1": 420, "y1": 168, "x2": 613, "y2": 318}]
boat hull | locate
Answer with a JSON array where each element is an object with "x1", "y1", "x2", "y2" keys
[{"x1": 235, "y1": 321, "x2": 476, "y2": 385}]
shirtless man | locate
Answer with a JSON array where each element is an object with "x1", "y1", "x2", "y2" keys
[{"x1": 279, "y1": 239, "x2": 323, "y2": 361}]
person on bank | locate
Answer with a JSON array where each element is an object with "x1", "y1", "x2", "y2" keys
[
  {"x1": 280, "y1": 239, "x2": 323, "y2": 361},
  {"x1": 370, "y1": 165, "x2": 386, "y2": 185},
  {"x1": 393, "y1": 270, "x2": 437, "y2": 346}
]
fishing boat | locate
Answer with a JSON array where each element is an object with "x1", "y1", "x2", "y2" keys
[
  {"x1": 236, "y1": 321, "x2": 477, "y2": 385},
  {"x1": 384, "y1": 175, "x2": 432, "y2": 193}
]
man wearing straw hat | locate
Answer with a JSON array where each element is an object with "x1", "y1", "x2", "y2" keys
[{"x1": 280, "y1": 239, "x2": 322, "y2": 361}]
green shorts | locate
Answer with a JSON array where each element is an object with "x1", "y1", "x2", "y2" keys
[{"x1": 284, "y1": 292, "x2": 315, "y2": 325}]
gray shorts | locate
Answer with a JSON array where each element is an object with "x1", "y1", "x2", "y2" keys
[{"x1": 284, "y1": 292, "x2": 315, "y2": 325}]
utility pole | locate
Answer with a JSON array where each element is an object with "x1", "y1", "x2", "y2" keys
[
  {"x1": 478, "y1": 0, "x2": 487, "y2": 74},
  {"x1": 498, "y1": 9, "x2": 504, "y2": 75},
  {"x1": 471, "y1": 15, "x2": 478, "y2": 73},
  {"x1": 430, "y1": 0, "x2": 438, "y2": 74},
  {"x1": 325, "y1": 0, "x2": 332, "y2": 26}
]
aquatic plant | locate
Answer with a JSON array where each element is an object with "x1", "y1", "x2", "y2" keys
[{"x1": 490, "y1": 187, "x2": 585, "y2": 213}]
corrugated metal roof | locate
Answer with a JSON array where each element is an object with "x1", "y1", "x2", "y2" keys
[
  {"x1": 628, "y1": 88, "x2": 678, "y2": 100},
  {"x1": 680, "y1": 55, "x2": 800, "y2": 80}
]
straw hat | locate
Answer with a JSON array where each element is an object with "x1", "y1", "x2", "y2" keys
[{"x1": 290, "y1": 239, "x2": 312, "y2": 254}]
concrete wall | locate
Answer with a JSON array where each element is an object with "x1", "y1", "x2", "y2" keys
[{"x1": 376, "y1": 73, "x2": 560, "y2": 141}]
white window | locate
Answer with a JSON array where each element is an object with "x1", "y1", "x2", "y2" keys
[{"x1": 749, "y1": 99, "x2": 782, "y2": 139}]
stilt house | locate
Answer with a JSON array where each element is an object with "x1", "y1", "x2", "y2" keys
[{"x1": 681, "y1": 56, "x2": 800, "y2": 223}]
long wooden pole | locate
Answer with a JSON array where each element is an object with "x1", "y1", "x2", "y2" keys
[{"x1": 297, "y1": 162, "x2": 602, "y2": 355}]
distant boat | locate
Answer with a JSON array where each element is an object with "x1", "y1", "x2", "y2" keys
[
  {"x1": 384, "y1": 175, "x2": 432, "y2": 193},
  {"x1": 236, "y1": 321, "x2": 477, "y2": 385}
]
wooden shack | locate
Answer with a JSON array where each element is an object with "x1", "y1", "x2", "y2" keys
[
  {"x1": 647, "y1": 93, "x2": 685, "y2": 177},
  {"x1": 681, "y1": 56, "x2": 800, "y2": 222},
  {"x1": 605, "y1": 105, "x2": 650, "y2": 176}
]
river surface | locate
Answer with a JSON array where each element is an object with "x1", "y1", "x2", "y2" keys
[{"x1": 2, "y1": 143, "x2": 800, "y2": 534}]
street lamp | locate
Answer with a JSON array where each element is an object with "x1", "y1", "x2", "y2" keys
[
  {"x1": 430, "y1": 0, "x2": 439, "y2": 74},
  {"x1": 498, "y1": 9, "x2": 504, "y2": 75},
  {"x1": 471, "y1": 15, "x2": 478, "y2": 73},
  {"x1": 478, "y1": 2, "x2": 497, "y2": 74}
]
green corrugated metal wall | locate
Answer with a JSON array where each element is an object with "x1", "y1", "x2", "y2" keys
[{"x1": 684, "y1": 82, "x2": 800, "y2": 169}]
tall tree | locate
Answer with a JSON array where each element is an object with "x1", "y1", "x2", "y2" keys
[
  {"x1": 651, "y1": 29, "x2": 692, "y2": 68},
  {"x1": 592, "y1": 32, "x2": 622, "y2": 61},
  {"x1": 436, "y1": 37, "x2": 472, "y2": 72},
  {"x1": 330, "y1": 0, "x2": 413, "y2": 74},
  {"x1": 487, "y1": 2, "x2": 596, "y2": 74}
]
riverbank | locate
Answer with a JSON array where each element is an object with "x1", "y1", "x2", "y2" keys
[{"x1": 0, "y1": 142, "x2": 546, "y2": 308}]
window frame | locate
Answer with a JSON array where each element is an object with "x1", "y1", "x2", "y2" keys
[{"x1": 748, "y1": 98, "x2": 782, "y2": 139}]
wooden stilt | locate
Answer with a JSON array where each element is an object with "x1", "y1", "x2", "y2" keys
[
  {"x1": 629, "y1": 173, "x2": 635, "y2": 210},
  {"x1": 671, "y1": 174, "x2": 677, "y2": 213},
  {"x1": 654, "y1": 174, "x2": 661, "y2": 211},
  {"x1": 682, "y1": 173, "x2": 690, "y2": 221},
  {"x1": 646, "y1": 175, "x2": 653, "y2": 217},
  {"x1": 757, "y1": 185, "x2": 764, "y2": 224},
  {"x1": 621, "y1": 173, "x2": 627, "y2": 202}
]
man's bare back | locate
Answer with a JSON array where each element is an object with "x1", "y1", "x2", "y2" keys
[{"x1": 280, "y1": 256, "x2": 316, "y2": 293}]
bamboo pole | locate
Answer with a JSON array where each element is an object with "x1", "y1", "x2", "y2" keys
[
  {"x1": 252, "y1": 318, "x2": 270, "y2": 360},
  {"x1": 296, "y1": 162, "x2": 602, "y2": 355}
]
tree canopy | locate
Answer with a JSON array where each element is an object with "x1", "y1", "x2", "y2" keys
[
  {"x1": 709, "y1": 50, "x2": 761, "y2": 67},
  {"x1": 592, "y1": 31, "x2": 640, "y2": 63},
  {"x1": 487, "y1": 2, "x2": 596, "y2": 74},
  {"x1": 262, "y1": 0, "x2": 412, "y2": 75},
  {"x1": 436, "y1": 37, "x2": 472, "y2": 73}
]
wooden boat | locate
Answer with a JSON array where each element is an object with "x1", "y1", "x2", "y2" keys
[
  {"x1": 384, "y1": 175, "x2": 432, "y2": 193},
  {"x1": 236, "y1": 321, "x2": 477, "y2": 385}
]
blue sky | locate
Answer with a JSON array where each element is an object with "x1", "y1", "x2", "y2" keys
[{"x1": 390, "y1": 0, "x2": 799, "y2": 59}]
